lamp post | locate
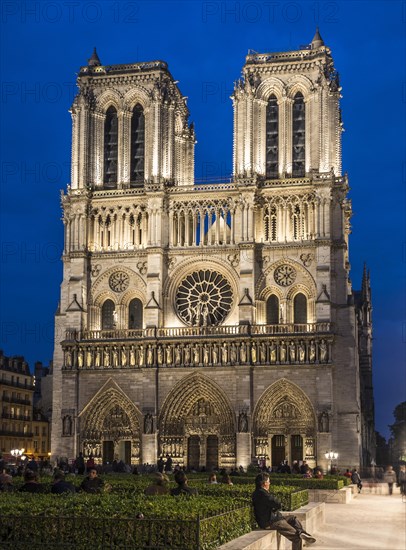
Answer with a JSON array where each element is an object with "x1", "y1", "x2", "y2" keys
[
  {"x1": 10, "y1": 448, "x2": 24, "y2": 459},
  {"x1": 325, "y1": 450, "x2": 338, "y2": 474}
]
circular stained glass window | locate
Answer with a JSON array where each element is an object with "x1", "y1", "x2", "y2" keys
[{"x1": 176, "y1": 270, "x2": 233, "y2": 326}]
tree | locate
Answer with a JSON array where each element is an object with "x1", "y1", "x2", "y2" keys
[
  {"x1": 375, "y1": 431, "x2": 389, "y2": 466},
  {"x1": 388, "y1": 401, "x2": 406, "y2": 463}
]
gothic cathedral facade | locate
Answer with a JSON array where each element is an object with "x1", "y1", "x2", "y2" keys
[{"x1": 51, "y1": 31, "x2": 375, "y2": 470}]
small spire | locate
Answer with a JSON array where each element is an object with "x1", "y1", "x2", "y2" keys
[
  {"x1": 311, "y1": 27, "x2": 324, "y2": 49},
  {"x1": 88, "y1": 47, "x2": 101, "y2": 67},
  {"x1": 361, "y1": 262, "x2": 368, "y2": 300}
]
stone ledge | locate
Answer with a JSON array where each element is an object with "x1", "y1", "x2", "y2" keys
[
  {"x1": 308, "y1": 486, "x2": 354, "y2": 503},
  {"x1": 218, "y1": 502, "x2": 324, "y2": 550}
]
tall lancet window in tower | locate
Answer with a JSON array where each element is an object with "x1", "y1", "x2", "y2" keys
[
  {"x1": 130, "y1": 104, "x2": 145, "y2": 184},
  {"x1": 266, "y1": 295, "x2": 280, "y2": 324},
  {"x1": 104, "y1": 106, "x2": 118, "y2": 187},
  {"x1": 292, "y1": 93, "x2": 305, "y2": 177},
  {"x1": 293, "y1": 293, "x2": 307, "y2": 324},
  {"x1": 101, "y1": 299, "x2": 116, "y2": 330},
  {"x1": 128, "y1": 298, "x2": 143, "y2": 329},
  {"x1": 266, "y1": 95, "x2": 278, "y2": 178}
]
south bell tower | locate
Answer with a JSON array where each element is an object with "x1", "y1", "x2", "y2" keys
[{"x1": 52, "y1": 33, "x2": 373, "y2": 471}]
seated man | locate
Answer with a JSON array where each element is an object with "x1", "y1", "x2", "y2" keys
[
  {"x1": 170, "y1": 470, "x2": 198, "y2": 496},
  {"x1": 144, "y1": 472, "x2": 169, "y2": 495},
  {"x1": 19, "y1": 469, "x2": 46, "y2": 493},
  {"x1": 51, "y1": 470, "x2": 76, "y2": 494},
  {"x1": 79, "y1": 467, "x2": 104, "y2": 493},
  {"x1": 252, "y1": 472, "x2": 316, "y2": 550}
]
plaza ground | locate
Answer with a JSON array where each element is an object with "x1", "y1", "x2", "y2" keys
[{"x1": 312, "y1": 493, "x2": 405, "y2": 549}]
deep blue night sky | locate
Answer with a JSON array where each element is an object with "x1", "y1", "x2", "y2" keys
[{"x1": 0, "y1": 1, "x2": 405, "y2": 438}]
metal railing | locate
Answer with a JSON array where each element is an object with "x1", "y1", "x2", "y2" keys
[
  {"x1": 0, "y1": 507, "x2": 251, "y2": 549},
  {"x1": 66, "y1": 322, "x2": 331, "y2": 342}
]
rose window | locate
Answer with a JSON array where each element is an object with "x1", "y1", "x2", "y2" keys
[
  {"x1": 274, "y1": 265, "x2": 296, "y2": 287},
  {"x1": 176, "y1": 270, "x2": 233, "y2": 326},
  {"x1": 109, "y1": 271, "x2": 130, "y2": 292}
]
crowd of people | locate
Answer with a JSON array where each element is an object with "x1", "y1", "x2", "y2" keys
[{"x1": 1, "y1": 451, "x2": 405, "y2": 500}]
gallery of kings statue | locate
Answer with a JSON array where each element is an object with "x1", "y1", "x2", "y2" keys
[{"x1": 51, "y1": 31, "x2": 376, "y2": 472}]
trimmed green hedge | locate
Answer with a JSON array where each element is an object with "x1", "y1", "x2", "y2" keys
[
  {"x1": 5, "y1": 474, "x2": 308, "y2": 510},
  {"x1": 0, "y1": 494, "x2": 251, "y2": 549},
  {"x1": 0, "y1": 474, "x2": 310, "y2": 548}
]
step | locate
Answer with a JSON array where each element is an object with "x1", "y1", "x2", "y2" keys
[{"x1": 307, "y1": 486, "x2": 354, "y2": 503}]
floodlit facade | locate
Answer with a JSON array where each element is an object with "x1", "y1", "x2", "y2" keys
[{"x1": 51, "y1": 32, "x2": 375, "y2": 470}]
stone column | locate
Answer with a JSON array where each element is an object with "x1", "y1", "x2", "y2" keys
[
  {"x1": 236, "y1": 432, "x2": 251, "y2": 469},
  {"x1": 200, "y1": 435, "x2": 207, "y2": 469},
  {"x1": 142, "y1": 433, "x2": 157, "y2": 465}
]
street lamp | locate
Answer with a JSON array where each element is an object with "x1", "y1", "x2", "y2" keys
[
  {"x1": 10, "y1": 448, "x2": 24, "y2": 459},
  {"x1": 325, "y1": 450, "x2": 338, "y2": 474}
]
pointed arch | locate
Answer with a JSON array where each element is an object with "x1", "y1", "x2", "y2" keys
[
  {"x1": 80, "y1": 380, "x2": 142, "y2": 433},
  {"x1": 122, "y1": 87, "x2": 151, "y2": 111},
  {"x1": 79, "y1": 380, "x2": 142, "y2": 463},
  {"x1": 96, "y1": 89, "x2": 123, "y2": 112},
  {"x1": 159, "y1": 373, "x2": 235, "y2": 436},
  {"x1": 253, "y1": 378, "x2": 316, "y2": 437},
  {"x1": 255, "y1": 77, "x2": 285, "y2": 102}
]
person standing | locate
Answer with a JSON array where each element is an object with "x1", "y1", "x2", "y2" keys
[
  {"x1": 383, "y1": 465, "x2": 397, "y2": 495},
  {"x1": 164, "y1": 454, "x2": 173, "y2": 473},
  {"x1": 157, "y1": 456, "x2": 165, "y2": 473},
  {"x1": 252, "y1": 472, "x2": 316, "y2": 550},
  {"x1": 76, "y1": 452, "x2": 85, "y2": 475}
]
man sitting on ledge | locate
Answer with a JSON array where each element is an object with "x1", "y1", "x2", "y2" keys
[{"x1": 252, "y1": 472, "x2": 316, "y2": 550}]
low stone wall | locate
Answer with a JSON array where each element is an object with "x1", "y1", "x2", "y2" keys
[
  {"x1": 307, "y1": 486, "x2": 354, "y2": 503},
  {"x1": 218, "y1": 502, "x2": 325, "y2": 550}
]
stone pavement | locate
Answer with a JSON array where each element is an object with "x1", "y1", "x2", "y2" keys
[{"x1": 312, "y1": 493, "x2": 405, "y2": 549}]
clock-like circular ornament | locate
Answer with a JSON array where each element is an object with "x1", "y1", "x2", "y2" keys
[
  {"x1": 109, "y1": 271, "x2": 130, "y2": 292},
  {"x1": 176, "y1": 270, "x2": 233, "y2": 326},
  {"x1": 274, "y1": 265, "x2": 296, "y2": 287}
]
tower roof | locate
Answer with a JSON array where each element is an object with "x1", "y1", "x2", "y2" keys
[
  {"x1": 311, "y1": 28, "x2": 325, "y2": 49},
  {"x1": 88, "y1": 47, "x2": 101, "y2": 67}
]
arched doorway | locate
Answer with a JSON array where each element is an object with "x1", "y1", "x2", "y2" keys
[
  {"x1": 253, "y1": 379, "x2": 316, "y2": 467},
  {"x1": 159, "y1": 374, "x2": 235, "y2": 470},
  {"x1": 79, "y1": 382, "x2": 142, "y2": 465}
]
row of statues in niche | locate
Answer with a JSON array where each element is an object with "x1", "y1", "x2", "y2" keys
[
  {"x1": 76, "y1": 410, "x2": 327, "y2": 439},
  {"x1": 254, "y1": 438, "x2": 316, "y2": 458},
  {"x1": 159, "y1": 439, "x2": 185, "y2": 457},
  {"x1": 66, "y1": 339, "x2": 330, "y2": 369}
]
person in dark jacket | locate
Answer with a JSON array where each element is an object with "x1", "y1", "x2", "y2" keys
[
  {"x1": 252, "y1": 472, "x2": 316, "y2": 550},
  {"x1": 79, "y1": 468, "x2": 104, "y2": 493},
  {"x1": 51, "y1": 470, "x2": 76, "y2": 494},
  {"x1": 170, "y1": 470, "x2": 198, "y2": 496},
  {"x1": 351, "y1": 468, "x2": 362, "y2": 493},
  {"x1": 19, "y1": 470, "x2": 46, "y2": 493}
]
